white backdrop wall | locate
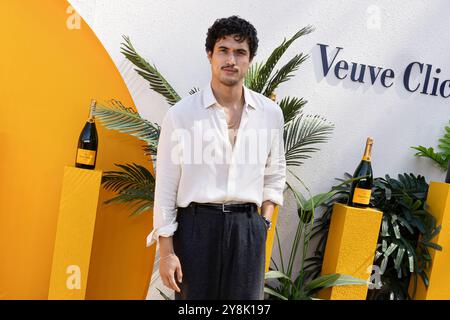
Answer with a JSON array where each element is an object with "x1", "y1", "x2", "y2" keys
[{"x1": 69, "y1": 0, "x2": 450, "y2": 299}]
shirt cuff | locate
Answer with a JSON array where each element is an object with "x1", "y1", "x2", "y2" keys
[
  {"x1": 263, "y1": 188, "x2": 284, "y2": 207},
  {"x1": 146, "y1": 222, "x2": 178, "y2": 247}
]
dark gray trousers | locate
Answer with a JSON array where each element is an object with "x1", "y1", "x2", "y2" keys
[{"x1": 173, "y1": 203, "x2": 268, "y2": 300}]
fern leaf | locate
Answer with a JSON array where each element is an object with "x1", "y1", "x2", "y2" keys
[
  {"x1": 250, "y1": 26, "x2": 314, "y2": 92},
  {"x1": 94, "y1": 100, "x2": 160, "y2": 156},
  {"x1": 437, "y1": 121, "x2": 450, "y2": 154},
  {"x1": 120, "y1": 35, "x2": 181, "y2": 106},
  {"x1": 263, "y1": 53, "x2": 309, "y2": 96},
  {"x1": 101, "y1": 163, "x2": 155, "y2": 216},
  {"x1": 278, "y1": 96, "x2": 307, "y2": 124},
  {"x1": 411, "y1": 146, "x2": 447, "y2": 169},
  {"x1": 245, "y1": 61, "x2": 263, "y2": 88},
  {"x1": 102, "y1": 163, "x2": 155, "y2": 192}
]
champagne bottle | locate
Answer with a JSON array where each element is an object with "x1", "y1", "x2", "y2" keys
[
  {"x1": 446, "y1": 159, "x2": 450, "y2": 184},
  {"x1": 270, "y1": 92, "x2": 277, "y2": 101},
  {"x1": 75, "y1": 99, "x2": 98, "y2": 169},
  {"x1": 348, "y1": 137, "x2": 374, "y2": 208}
]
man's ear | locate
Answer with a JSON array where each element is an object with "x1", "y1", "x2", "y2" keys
[{"x1": 207, "y1": 50, "x2": 212, "y2": 63}]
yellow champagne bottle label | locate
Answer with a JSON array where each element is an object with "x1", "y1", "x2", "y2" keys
[
  {"x1": 352, "y1": 187, "x2": 371, "y2": 205},
  {"x1": 76, "y1": 148, "x2": 96, "y2": 165}
]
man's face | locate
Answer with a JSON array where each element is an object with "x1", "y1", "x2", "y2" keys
[{"x1": 207, "y1": 34, "x2": 252, "y2": 87}]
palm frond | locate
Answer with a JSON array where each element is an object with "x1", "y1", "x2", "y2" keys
[
  {"x1": 250, "y1": 26, "x2": 314, "y2": 92},
  {"x1": 437, "y1": 121, "x2": 450, "y2": 154},
  {"x1": 284, "y1": 114, "x2": 334, "y2": 167},
  {"x1": 244, "y1": 61, "x2": 263, "y2": 88},
  {"x1": 263, "y1": 53, "x2": 309, "y2": 96},
  {"x1": 188, "y1": 87, "x2": 200, "y2": 95},
  {"x1": 102, "y1": 163, "x2": 155, "y2": 192},
  {"x1": 94, "y1": 100, "x2": 160, "y2": 156},
  {"x1": 101, "y1": 163, "x2": 155, "y2": 216},
  {"x1": 278, "y1": 96, "x2": 307, "y2": 124},
  {"x1": 120, "y1": 35, "x2": 181, "y2": 106},
  {"x1": 142, "y1": 144, "x2": 157, "y2": 158}
]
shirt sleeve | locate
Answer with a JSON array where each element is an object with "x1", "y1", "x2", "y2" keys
[
  {"x1": 146, "y1": 110, "x2": 182, "y2": 247},
  {"x1": 262, "y1": 108, "x2": 286, "y2": 206}
]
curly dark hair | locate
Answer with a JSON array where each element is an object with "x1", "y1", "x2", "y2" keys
[{"x1": 205, "y1": 15, "x2": 258, "y2": 60}]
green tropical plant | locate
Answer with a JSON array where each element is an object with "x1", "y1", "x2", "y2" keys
[
  {"x1": 94, "y1": 27, "x2": 334, "y2": 214},
  {"x1": 121, "y1": 35, "x2": 181, "y2": 106},
  {"x1": 102, "y1": 163, "x2": 155, "y2": 216},
  {"x1": 263, "y1": 170, "x2": 369, "y2": 300},
  {"x1": 305, "y1": 173, "x2": 441, "y2": 300},
  {"x1": 265, "y1": 271, "x2": 367, "y2": 300},
  {"x1": 94, "y1": 99, "x2": 160, "y2": 158},
  {"x1": 411, "y1": 120, "x2": 450, "y2": 169}
]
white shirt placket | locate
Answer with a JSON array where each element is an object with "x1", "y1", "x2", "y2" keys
[{"x1": 216, "y1": 104, "x2": 250, "y2": 203}]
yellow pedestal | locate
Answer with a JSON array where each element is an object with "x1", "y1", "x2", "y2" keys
[
  {"x1": 258, "y1": 206, "x2": 280, "y2": 273},
  {"x1": 318, "y1": 203, "x2": 382, "y2": 300},
  {"x1": 409, "y1": 181, "x2": 450, "y2": 300},
  {"x1": 48, "y1": 166, "x2": 102, "y2": 300}
]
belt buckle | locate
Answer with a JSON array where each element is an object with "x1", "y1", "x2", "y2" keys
[{"x1": 222, "y1": 203, "x2": 232, "y2": 213}]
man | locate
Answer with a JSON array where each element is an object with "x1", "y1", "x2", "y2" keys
[{"x1": 146, "y1": 15, "x2": 286, "y2": 300}]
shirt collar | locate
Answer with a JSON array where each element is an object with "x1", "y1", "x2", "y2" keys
[{"x1": 202, "y1": 82, "x2": 257, "y2": 110}]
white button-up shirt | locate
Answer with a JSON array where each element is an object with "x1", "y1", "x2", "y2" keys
[{"x1": 146, "y1": 83, "x2": 286, "y2": 247}]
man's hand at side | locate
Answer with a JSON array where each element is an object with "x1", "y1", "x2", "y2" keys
[{"x1": 159, "y1": 236, "x2": 183, "y2": 293}]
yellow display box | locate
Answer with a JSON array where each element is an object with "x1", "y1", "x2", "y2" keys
[
  {"x1": 318, "y1": 203, "x2": 382, "y2": 300},
  {"x1": 48, "y1": 166, "x2": 102, "y2": 300},
  {"x1": 258, "y1": 206, "x2": 280, "y2": 273},
  {"x1": 409, "y1": 181, "x2": 450, "y2": 300}
]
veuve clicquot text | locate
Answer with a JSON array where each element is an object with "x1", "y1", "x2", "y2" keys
[
  {"x1": 75, "y1": 99, "x2": 98, "y2": 169},
  {"x1": 348, "y1": 137, "x2": 374, "y2": 208}
]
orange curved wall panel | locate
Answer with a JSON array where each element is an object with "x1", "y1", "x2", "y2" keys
[{"x1": 0, "y1": 0, "x2": 155, "y2": 299}]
